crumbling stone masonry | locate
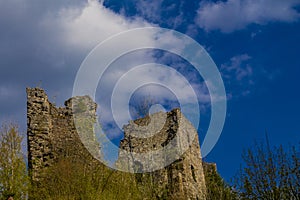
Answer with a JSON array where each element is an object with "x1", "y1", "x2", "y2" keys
[
  {"x1": 118, "y1": 109, "x2": 207, "y2": 200},
  {"x1": 27, "y1": 88, "x2": 207, "y2": 199},
  {"x1": 26, "y1": 87, "x2": 100, "y2": 181}
]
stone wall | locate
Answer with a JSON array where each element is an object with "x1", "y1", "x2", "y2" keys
[
  {"x1": 118, "y1": 109, "x2": 207, "y2": 200},
  {"x1": 26, "y1": 87, "x2": 100, "y2": 181},
  {"x1": 27, "y1": 88, "x2": 207, "y2": 199}
]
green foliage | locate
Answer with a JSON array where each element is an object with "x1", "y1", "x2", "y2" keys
[
  {"x1": 7, "y1": 113, "x2": 299, "y2": 200},
  {"x1": 0, "y1": 123, "x2": 29, "y2": 200},
  {"x1": 203, "y1": 163, "x2": 238, "y2": 200},
  {"x1": 29, "y1": 157, "x2": 156, "y2": 200},
  {"x1": 234, "y1": 141, "x2": 300, "y2": 200}
]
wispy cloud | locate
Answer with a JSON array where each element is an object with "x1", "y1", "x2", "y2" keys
[
  {"x1": 195, "y1": 0, "x2": 300, "y2": 33},
  {"x1": 95, "y1": 50, "x2": 209, "y2": 138},
  {"x1": 60, "y1": 1, "x2": 150, "y2": 50},
  {"x1": 221, "y1": 54, "x2": 254, "y2": 97},
  {"x1": 0, "y1": 0, "x2": 211, "y2": 138},
  {"x1": 134, "y1": 0, "x2": 185, "y2": 29},
  {"x1": 0, "y1": 0, "x2": 151, "y2": 127},
  {"x1": 221, "y1": 54, "x2": 253, "y2": 81}
]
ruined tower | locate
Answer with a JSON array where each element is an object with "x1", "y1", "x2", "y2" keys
[
  {"x1": 26, "y1": 87, "x2": 100, "y2": 181},
  {"x1": 27, "y1": 88, "x2": 207, "y2": 199},
  {"x1": 118, "y1": 109, "x2": 207, "y2": 199}
]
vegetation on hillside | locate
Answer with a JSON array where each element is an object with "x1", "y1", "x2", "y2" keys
[
  {"x1": 203, "y1": 163, "x2": 238, "y2": 200},
  {"x1": 0, "y1": 124, "x2": 28, "y2": 200},
  {"x1": 29, "y1": 158, "x2": 156, "y2": 200},
  {"x1": 0, "y1": 122, "x2": 299, "y2": 199}
]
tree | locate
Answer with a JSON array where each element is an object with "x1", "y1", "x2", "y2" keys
[
  {"x1": 30, "y1": 155, "x2": 155, "y2": 199},
  {"x1": 129, "y1": 95, "x2": 156, "y2": 119},
  {"x1": 203, "y1": 162, "x2": 238, "y2": 200},
  {"x1": 234, "y1": 140, "x2": 300, "y2": 200},
  {"x1": 0, "y1": 123, "x2": 28, "y2": 199}
]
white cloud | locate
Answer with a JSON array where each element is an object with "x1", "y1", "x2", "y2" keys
[
  {"x1": 37, "y1": 0, "x2": 152, "y2": 52},
  {"x1": 221, "y1": 54, "x2": 253, "y2": 81},
  {"x1": 0, "y1": 0, "x2": 215, "y2": 138},
  {"x1": 196, "y1": 0, "x2": 300, "y2": 33},
  {"x1": 0, "y1": 0, "x2": 153, "y2": 127},
  {"x1": 220, "y1": 54, "x2": 254, "y2": 98},
  {"x1": 98, "y1": 59, "x2": 202, "y2": 131},
  {"x1": 135, "y1": 0, "x2": 165, "y2": 22}
]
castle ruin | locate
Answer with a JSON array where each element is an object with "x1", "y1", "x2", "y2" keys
[
  {"x1": 118, "y1": 109, "x2": 207, "y2": 199},
  {"x1": 26, "y1": 88, "x2": 100, "y2": 181},
  {"x1": 27, "y1": 88, "x2": 207, "y2": 199}
]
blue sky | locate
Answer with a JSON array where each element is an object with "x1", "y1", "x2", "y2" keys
[{"x1": 0, "y1": 0, "x2": 300, "y2": 182}]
